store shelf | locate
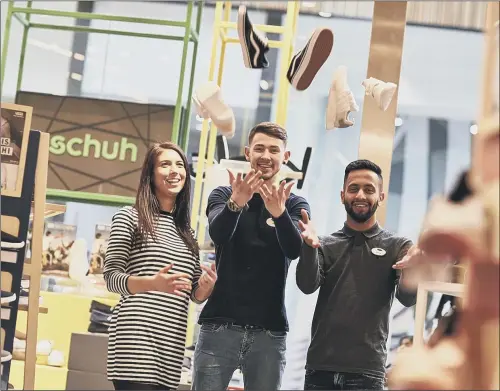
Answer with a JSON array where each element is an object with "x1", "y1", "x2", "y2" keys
[
  {"x1": 1, "y1": 305, "x2": 48, "y2": 319},
  {"x1": 30, "y1": 202, "x2": 66, "y2": 221},
  {"x1": 18, "y1": 304, "x2": 48, "y2": 314}
]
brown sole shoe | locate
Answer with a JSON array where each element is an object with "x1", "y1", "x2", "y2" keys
[{"x1": 288, "y1": 28, "x2": 334, "y2": 91}]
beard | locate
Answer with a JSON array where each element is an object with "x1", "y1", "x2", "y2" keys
[{"x1": 345, "y1": 200, "x2": 378, "y2": 223}]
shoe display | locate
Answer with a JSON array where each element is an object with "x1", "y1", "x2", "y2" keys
[
  {"x1": 193, "y1": 82, "x2": 235, "y2": 139},
  {"x1": 362, "y1": 77, "x2": 397, "y2": 111},
  {"x1": 237, "y1": 5, "x2": 269, "y2": 69},
  {"x1": 287, "y1": 28, "x2": 334, "y2": 91},
  {"x1": 326, "y1": 66, "x2": 359, "y2": 130},
  {"x1": 1, "y1": 349, "x2": 12, "y2": 363},
  {"x1": 1, "y1": 291, "x2": 16, "y2": 305}
]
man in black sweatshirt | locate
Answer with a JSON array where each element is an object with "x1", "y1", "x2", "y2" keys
[
  {"x1": 296, "y1": 159, "x2": 417, "y2": 390},
  {"x1": 192, "y1": 122, "x2": 311, "y2": 391}
]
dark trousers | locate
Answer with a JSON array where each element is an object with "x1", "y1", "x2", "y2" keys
[
  {"x1": 112, "y1": 380, "x2": 171, "y2": 390},
  {"x1": 304, "y1": 369, "x2": 385, "y2": 390}
]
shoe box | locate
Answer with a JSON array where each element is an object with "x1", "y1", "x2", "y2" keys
[{"x1": 65, "y1": 332, "x2": 112, "y2": 390}]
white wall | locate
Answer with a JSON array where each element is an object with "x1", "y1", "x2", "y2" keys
[{"x1": 1, "y1": 1, "x2": 77, "y2": 101}]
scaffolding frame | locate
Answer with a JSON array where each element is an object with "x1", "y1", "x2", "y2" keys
[
  {"x1": 1, "y1": 0, "x2": 203, "y2": 204},
  {"x1": 189, "y1": 1, "x2": 300, "y2": 246}
]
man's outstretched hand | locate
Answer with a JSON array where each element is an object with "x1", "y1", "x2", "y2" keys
[{"x1": 298, "y1": 209, "x2": 320, "y2": 248}]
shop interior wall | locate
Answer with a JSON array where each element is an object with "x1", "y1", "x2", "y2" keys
[{"x1": 1, "y1": 1, "x2": 480, "y2": 388}]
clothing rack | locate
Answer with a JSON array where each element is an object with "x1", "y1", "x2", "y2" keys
[{"x1": 1, "y1": 129, "x2": 66, "y2": 389}]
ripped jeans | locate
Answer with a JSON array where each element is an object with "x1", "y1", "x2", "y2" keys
[{"x1": 192, "y1": 322, "x2": 286, "y2": 391}]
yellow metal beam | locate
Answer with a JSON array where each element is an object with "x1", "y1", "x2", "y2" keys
[
  {"x1": 357, "y1": 2, "x2": 408, "y2": 226},
  {"x1": 190, "y1": 1, "x2": 300, "y2": 242}
]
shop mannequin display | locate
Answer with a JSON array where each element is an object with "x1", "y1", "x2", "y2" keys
[
  {"x1": 296, "y1": 159, "x2": 418, "y2": 390},
  {"x1": 192, "y1": 122, "x2": 311, "y2": 390},
  {"x1": 104, "y1": 142, "x2": 217, "y2": 391}
]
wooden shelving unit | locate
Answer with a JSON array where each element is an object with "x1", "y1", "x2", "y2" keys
[{"x1": 1, "y1": 129, "x2": 64, "y2": 390}]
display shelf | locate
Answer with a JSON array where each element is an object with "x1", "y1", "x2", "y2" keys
[
  {"x1": 1, "y1": 305, "x2": 48, "y2": 320},
  {"x1": 29, "y1": 202, "x2": 66, "y2": 221},
  {"x1": 1, "y1": 130, "x2": 50, "y2": 390}
]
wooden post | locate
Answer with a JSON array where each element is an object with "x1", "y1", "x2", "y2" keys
[{"x1": 358, "y1": 1, "x2": 408, "y2": 226}]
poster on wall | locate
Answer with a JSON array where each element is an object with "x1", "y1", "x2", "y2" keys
[
  {"x1": 42, "y1": 222, "x2": 77, "y2": 277},
  {"x1": 1, "y1": 102, "x2": 33, "y2": 197},
  {"x1": 88, "y1": 224, "x2": 111, "y2": 275}
]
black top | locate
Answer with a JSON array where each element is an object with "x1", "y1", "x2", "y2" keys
[
  {"x1": 296, "y1": 223, "x2": 416, "y2": 377},
  {"x1": 199, "y1": 185, "x2": 311, "y2": 332}
]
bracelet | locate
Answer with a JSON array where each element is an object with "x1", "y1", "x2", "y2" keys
[{"x1": 227, "y1": 198, "x2": 245, "y2": 212}]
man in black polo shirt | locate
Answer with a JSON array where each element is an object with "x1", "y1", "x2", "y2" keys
[
  {"x1": 192, "y1": 122, "x2": 311, "y2": 390},
  {"x1": 296, "y1": 159, "x2": 417, "y2": 390}
]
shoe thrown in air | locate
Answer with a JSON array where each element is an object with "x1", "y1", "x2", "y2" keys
[
  {"x1": 362, "y1": 77, "x2": 397, "y2": 111},
  {"x1": 326, "y1": 66, "x2": 359, "y2": 130},
  {"x1": 237, "y1": 5, "x2": 269, "y2": 69},
  {"x1": 287, "y1": 28, "x2": 334, "y2": 91},
  {"x1": 193, "y1": 82, "x2": 235, "y2": 139}
]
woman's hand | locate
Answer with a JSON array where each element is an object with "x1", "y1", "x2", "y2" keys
[{"x1": 150, "y1": 264, "x2": 192, "y2": 297}]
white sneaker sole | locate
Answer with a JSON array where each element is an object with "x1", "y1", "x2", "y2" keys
[
  {"x1": 237, "y1": 6, "x2": 252, "y2": 69},
  {"x1": 1, "y1": 293, "x2": 16, "y2": 305},
  {"x1": 1, "y1": 241, "x2": 25, "y2": 250},
  {"x1": 1, "y1": 351, "x2": 12, "y2": 363}
]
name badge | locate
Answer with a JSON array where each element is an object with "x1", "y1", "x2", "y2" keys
[
  {"x1": 266, "y1": 218, "x2": 275, "y2": 227},
  {"x1": 371, "y1": 247, "x2": 386, "y2": 257}
]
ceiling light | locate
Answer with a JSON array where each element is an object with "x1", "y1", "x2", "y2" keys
[
  {"x1": 469, "y1": 124, "x2": 478, "y2": 135},
  {"x1": 260, "y1": 80, "x2": 269, "y2": 91},
  {"x1": 395, "y1": 117, "x2": 403, "y2": 127},
  {"x1": 318, "y1": 11, "x2": 332, "y2": 18}
]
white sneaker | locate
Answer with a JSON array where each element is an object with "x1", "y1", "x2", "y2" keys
[
  {"x1": 326, "y1": 66, "x2": 359, "y2": 130},
  {"x1": 1, "y1": 350, "x2": 12, "y2": 363},
  {"x1": 362, "y1": 77, "x2": 397, "y2": 111},
  {"x1": 193, "y1": 82, "x2": 235, "y2": 139},
  {"x1": 47, "y1": 350, "x2": 64, "y2": 367}
]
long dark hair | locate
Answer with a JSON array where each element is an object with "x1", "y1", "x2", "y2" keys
[{"x1": 134, "y1": 142, "x2": 199, "y2": 255}]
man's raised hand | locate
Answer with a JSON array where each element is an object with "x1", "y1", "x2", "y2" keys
[
  {"x1": 298, "y1": 209, "x2": 320, "y2": 248},
  {"x1": 228, "y1": 169, "x2": 263, "y2": 207}
]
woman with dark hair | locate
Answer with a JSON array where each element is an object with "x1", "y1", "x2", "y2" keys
[{"x1": 104, "y1": 142, "x2": 217, "y2": 390}]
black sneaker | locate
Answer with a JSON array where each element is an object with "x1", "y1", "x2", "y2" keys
[
  {"x1": 287, "y1": 28, "x2": 334, "y2": 91},
  {"x1": 1, "y1": 291, "x2": 16, "y2": 305},
  {"x1": 1, "y1": 231, "x2": 25, "y2": 250},
  {"x1": 237, "y1": 5, "x2": 269, "y2": 69},
  {"x1": 1, "y1": 349, "x2": 12, "y2": 363}
]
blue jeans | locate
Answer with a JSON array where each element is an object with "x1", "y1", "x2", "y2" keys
[
  {"x1": 304, "y1": 369, "x2": 385, "y2": 390},
  {"x1": 192, "y1": 322, "x2": 286, "y2": 390}
]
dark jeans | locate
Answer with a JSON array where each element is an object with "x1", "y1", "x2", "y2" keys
[
  {"x1": 192, "y1": 322, "x2": 286, "y2": 390},
  {"x1": 112, "y1": 380, "x2": 171, "y2": 390},
  {"x1": 304, "y1": 369, "x2": 385, "y2": 390}
]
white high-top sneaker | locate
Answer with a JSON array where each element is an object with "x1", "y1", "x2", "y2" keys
[
  {"x1": 193, "y1": 82, "x2": 235, "y2": 139},
  {"x1": 362, "y1": 77, "x2": 397, "y2": 111},
  {"x1": 326, "y1": 66, "x2": 359, "y2": 130}
]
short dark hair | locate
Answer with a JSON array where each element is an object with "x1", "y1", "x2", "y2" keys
[
  {"x1": 344, "y1": 159, "x2": 383, "y2": 185},
  {"x1": 248, "y1": 122, "x2": 287, "y2": 145}
]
